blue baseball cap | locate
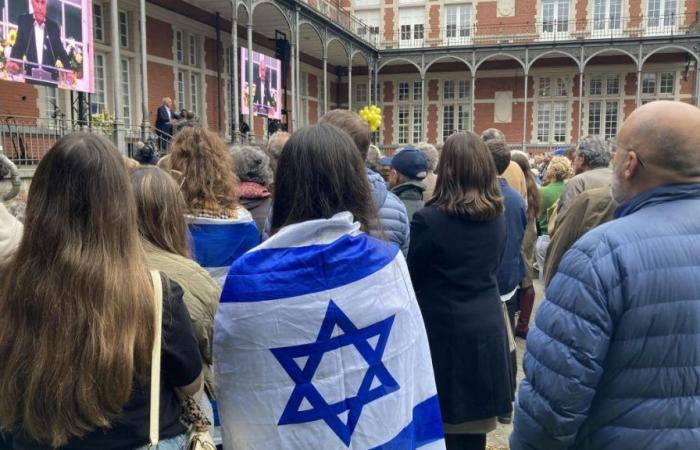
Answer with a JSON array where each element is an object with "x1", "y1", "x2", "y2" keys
[
  {"x1": 554, "y1": 147, "x2": 567, "y2": 156},
  {"x1": 379, "y1": 147, "x2": 428, "y2": 180}
]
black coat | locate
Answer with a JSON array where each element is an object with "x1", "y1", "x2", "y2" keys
[
  {"x1": 11, "y1": 14, "x2": 70, "y2": 80},
  {"x1": 407, "y1": 204, "x2": 514, "y2": 424}
]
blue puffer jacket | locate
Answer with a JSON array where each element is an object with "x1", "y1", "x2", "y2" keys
[
  {"x1": 367, "y1": 168, "x2": 410, "y2": 254},
  {"x1": 511, "y1": 183, "x2": 700, "y2": 450}
]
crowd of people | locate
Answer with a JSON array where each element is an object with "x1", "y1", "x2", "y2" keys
[{"x1": 0, "y1": 100, "x2": 698, "y2": 450}]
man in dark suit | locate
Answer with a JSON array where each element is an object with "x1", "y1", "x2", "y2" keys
[
  {"x1": 253, "y1": 61, "x2": 275, "y2": 108},
  {"x1": 155, "y1": 97, "x2": 180, "y2": 150},
  {"x1": 9, "y1": 0, "x2": 71, "y2": 81}
]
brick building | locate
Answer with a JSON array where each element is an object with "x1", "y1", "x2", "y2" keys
[{"x1": 0, "y1": 0, "x2": 698, "y2": 160}]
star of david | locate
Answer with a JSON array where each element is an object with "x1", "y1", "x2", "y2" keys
[{"x1": 270, "y1": 300, "x2": 399, "y2": 446}]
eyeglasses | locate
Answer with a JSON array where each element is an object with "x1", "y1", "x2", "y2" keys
[{"x1": 612, "y1": 142, "x2": 647, "y2": 169}]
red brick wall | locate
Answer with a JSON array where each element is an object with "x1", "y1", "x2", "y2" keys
[
  {"x1": 309, "y1": 74, "x2": 319, "y2": 98},
  {"x1": 205, "y1": 75, "x2": 222, "y2": 133},
  {"x1": 204, "y1": 37, "x2": 219, "y2": 72},
  {"x1": 384, "y1": 6, "x2": 395, "y2": 43},
  {"x1": 383, "y1": 81, "x2": 395, "y2": 102},
  {"x1": 428, "y1": 5, "x2": 440, "y2": 41},
  {"x1": 147, "y1": 62, "x2": 175, "y2": 125},
  {"x1": 427, "y1": 104, "x2": 438, "y2": 143},
  {"x1": 0, "y1": 81, "x2": 39, "y2": 118},
  {"x1": 309, "y1": 100, "x2": 319, "y2": 124},
  {"x1": 382, "y1": 105, "x2": 394, "y2": 145},
  {"x1": 147, "y1": 17, "x2": 173, "y2": 59}
]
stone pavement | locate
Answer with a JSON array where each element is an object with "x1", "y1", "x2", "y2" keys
[{"x1": 486, "y1": 279, "x2": 546, "y2": 450}]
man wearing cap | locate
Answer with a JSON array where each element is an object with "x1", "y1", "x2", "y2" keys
[{"x1": 381, "y1": 148, "x2": 428, "y2": 222}]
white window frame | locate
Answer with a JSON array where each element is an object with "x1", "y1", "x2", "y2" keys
[
  {"x1": 591, "y1": 0, "x2": 623, "y2": 38},
  {"x1": 444, "y1": 4, "x2": 472, "y2": 45},
  {"x1": 355, "y1": 83, "x2": 368, "y2": 106},
  {"x1": 441, "y1": 78, "x2": 470, "y2": 142},
  {"x1": 93, "y1": 3, "x2": 104, "y2": 43},
  {"x1": 355, "y1": 10, "x2": 380, "y2": 46},
  {"x1": 641, "y1": 71, "x2": 676, "y2": 100},
  {"x1": 120, "y1": 58, "x2": 132, "y2": 125},
  {"x1": 534, "y1": 75, "x2": 571, "y2": 144},
  {"x1": 118, "y1": 10, "x2": 129, "y2": 49},
  {"x1": 645, "y1": 0, "x2": 678, "y2": 36},
  {"x1": 91, "y1": 53, "x2": 107, "y2": 114},
  {"x1": 586, "y1": 73, "x2": 622, "y2": 139},
  {"x1": 175, "y1": 30, "x2": 185, "y2": 63},
  {"x1": 540, "y1": 0, "x2": 570, "y2": 40},
  {"x1": 395, "y1": 80, "x2": 422, "y2": 145},
  {"x1": 399, "y1": 7, "x2": 425, "y2": 48}
]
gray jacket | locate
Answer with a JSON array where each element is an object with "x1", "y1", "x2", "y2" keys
[
  {"x1": 392, "y1": 180, "x2": 426, "y2": 224},
  {"x1": 366, "y1": 168, "x2": 410, "y2": 254}
]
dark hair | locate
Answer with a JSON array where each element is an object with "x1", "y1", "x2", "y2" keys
[
  {"x1": 271, "y1": 123, "x2": 377, "y2": 233},
  {"x1": 485, "y1": 140, "x2": 511, "y2": 175},
  {"x1": 510, "y1": 152, "x2": 542, "y2": 220},
  {"x1": 130, "y1": 166, "x2": 191, "y2": 258},
  {"x1": 429, "y1": 132, "x2": 504, "y2": 220},
  {"x1": 0, "y1": 133, "x2": 153, "y2": 446},
  {"x1": 320, "y1": 109, "x2": 372, "y2": 160}
]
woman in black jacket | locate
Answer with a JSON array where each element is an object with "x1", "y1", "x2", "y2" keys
[{"x1": 408, "y1": 132, "x2": 513, "y2": 450}]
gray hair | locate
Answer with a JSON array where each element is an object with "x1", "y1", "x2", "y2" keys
[
  {"x1": 414, "y1": 142, "x2": 439, "y2": 171},
  {"x1": 481, "y1": 128, "x2": 506, "y2": 144},
  {"x1": 576, "y1": 135, "x2": 610, "y2": 168},
  {"x1": 230, "y1": 145, "x2": 274, "y2": 186},
  {"x1": 266, "y1": 131, "x2": 290, "y2": 168}
]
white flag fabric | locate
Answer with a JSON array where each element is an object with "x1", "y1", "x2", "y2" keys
[{"x1": 214, "y1": 212, "x2": 444, "y2": 449}]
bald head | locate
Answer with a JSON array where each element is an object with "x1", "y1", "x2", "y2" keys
[
  {"x1": 619, "y1": 101, "x2": 700, "y2": 178},
  {"x1": 612, "y1": 101, "x2": 700, "y2": 202}
]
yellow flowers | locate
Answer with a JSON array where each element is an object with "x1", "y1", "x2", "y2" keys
[
  {"x1": 359, "y1": 105, "x2": 382, "y2": 132},
  {"x1": 75, "y1": 52, "x2": 82, "y2": 64},
  {"x1": 8, "y1": 29, "x2": 16, "y2": 47},
  {"x1": 55, "y1": 60, "x2": 63, "y2": 69}
]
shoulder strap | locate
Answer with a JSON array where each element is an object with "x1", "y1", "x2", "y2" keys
[{"x1": 149, "y1": 270, "x2": 164, "y2": 448}]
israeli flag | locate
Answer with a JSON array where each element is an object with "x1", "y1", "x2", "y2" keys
[
  {"x1": 214, "y1": 212, "x2": 444, "y2": 449},
  {"x1": 188, "y1": 208, "x2": 260, "y2": 286}
]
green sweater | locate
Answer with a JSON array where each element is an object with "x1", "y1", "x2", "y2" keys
[{"x1": 538, "y1": 180, "x2": 565, "y2": 232}]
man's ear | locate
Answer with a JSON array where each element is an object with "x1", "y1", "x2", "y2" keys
[{"x1": 625, "y1": 151, "x2": 642, "y2": 180}]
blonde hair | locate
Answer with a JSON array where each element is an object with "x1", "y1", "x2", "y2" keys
[
  {"x1": 0, "y1": 134, "x2": 154, "y2": 446},
  {"x1": 546, "y1": 156, "x2": 573, "y2": 182},
  {"x1": 169, "y1": 127, "x2": 240, "y2": 217}
]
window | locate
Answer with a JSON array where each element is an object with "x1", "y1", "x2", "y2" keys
[
  {"x1": 175, "y1": 31, "x2": 184, "y2": 63},
  {"x1": 642, "y1": 71, "x2": 675, "y2": 98},
  {"x1": 445, "y1": 4, "x2": 471, "y2": 44},
  {"x1": 177, "y1": 70, "x2": 186, "y2": 110},
  {"x1": 396, "y1": 81, "x2": 422, "y2": 145},
  {"x1": 189, "y1": 35, "x2": 198, "y2": 66},
  {"x1": 118, "y1": 11, "x2": 129, "y2": 48},
  {"x1": 91, "y1": 54, "x2": 106, "y2": 114},
  {"x1": 353, "y1": 0, "x2": 380, "y2": 7},
  {"x1": 189, "y1": 73, "x2": 200, "y2": 116},
  {"x1": 535, "y1": 76, "x2": 569, "y2": 143},
  {"x1": 120, "y1": 58, "x2": 131, "y2": 124},
  {"x1": 93, "y1": 3, "x2": 104, "y2": 42},
  {"x1": 356, "y1": 10, "x2": 380, "y2": 45},
  {"x1": 442, "y1": 78, "x2": 470, "y2": 141},
  {"x1": 592, "y1": 0, "x2": 622, "y2": 36},
  {"x1": 587, "y1": 74, "x2": 621, "y2": 139},
  {"x1": 399, "y1": 7, "x2": 425, "y2": 48},
  {"x1": 541, "y1": 0, "x2": 569, "y2": 37},
  {"x1": 355, "y1": 83, "x2": 368, "y2": 105},
  {"x1": 398, "y1": 81, "x2": 410, "y2": 101},
  {"x1": 646, "y1": 0, "x2": 678, "y2": 32},
  {"x1": 44, "y1": 86, "x2": 58, "y2": 121}
]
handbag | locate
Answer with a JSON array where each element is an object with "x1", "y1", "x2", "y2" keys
[{"x1": 148, "y1": 271, "x2": 216, "y2": 450}]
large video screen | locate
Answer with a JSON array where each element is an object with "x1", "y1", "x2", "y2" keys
[
  {"x1": 241, "y1": 48, "x2": 281, "y2": 119},
  {"x1": 0, "y1": 0, "x2": 94, "y2": 93}
]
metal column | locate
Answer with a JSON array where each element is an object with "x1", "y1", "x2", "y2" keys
[
  {"x1": 695, "y1": 57, "x2": 700, "y2": 107},
  {"x1": 577, "y1": 70, "x2": 584, "y2": 141},
  {"x1": 110, "y1": 0, "x2": 123, "y2": 152},
  {"x1": 295, "y1": 9, "x2": 300, "y2": 124},
  {"x1": 139, "y1": 0, "x2": 149, "y2": 140},
  {"x1": 323, "y1": 54, "x2": 328, "y2": 114},
  {"x1": 247, "y1": 11, "x2": 254, "y2": 135},
  {"x1": 470, "y1": 75, "x2": 476, "y2": 132},
  {"x1": 290, "y1": 41, "x2": 296, "y2": 131},
  {"x1": 348, "y1": 59, "x2": 353, "y2": 110},
  {"x1": 231, "y1": 2, "x2": 239, "y2": 142},
  {"x1": 636, "y1": 70, "x2": 642, "y2": 107},
  {"x1": 421, "y1": 74, "x2": 426, "y2": 141},
  {"x1": 522, "y1": 72, "x2": 529, "y2": 150}
]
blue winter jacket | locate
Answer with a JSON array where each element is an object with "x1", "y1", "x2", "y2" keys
[
  {"x1": 497, "y1": 178, "x2": 528, "y2": 296},
  {"x1": 511, "y1": 183, "x2": 700, "y2": 450},
  {"x1": 367, "y1": 168, "x2": 410, "y2": 254}
]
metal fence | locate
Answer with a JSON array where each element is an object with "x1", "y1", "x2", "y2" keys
[
  {"x1": 380, "y1": 12, "x2": 698, "y2": 49},
  {"x1": 0, "y1": 116, "x2": 159, "y2": 166},
  {"x1": 301, "y1": 0, "x2": 377, "y2": 47}
]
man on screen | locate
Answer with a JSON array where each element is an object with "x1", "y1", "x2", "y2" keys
[
  {"x1": 9, "y1": 0, "x2": 71, "y2": 81},
  {"x1": 253, "y1": 59, "x2": 275, "y2": 108}
]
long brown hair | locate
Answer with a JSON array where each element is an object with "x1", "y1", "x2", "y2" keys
[
  {"x1": 271, "y1": 123, "x2": 377, "y2": 233},
  {"x1": 0, "y1": 133, "x2": 154, "y2": 446},
  {"x1": 429, "y1": 132, "x2": 504, "y2": 220},
  {"x1": 131, "y1": 166, "x2": 191, "y2": 258},
  {"x1": 511, "y1": 151, "x2": 542, "y2": 220},
  {"x1": 169, "y1": 127, "x2": 240, "y2": 217}
]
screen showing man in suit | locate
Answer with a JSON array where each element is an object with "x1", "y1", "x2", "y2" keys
[
  {"x1": 1, "y1": 0, "x2": 94, "y2": 93},
  {"x1": 241, "y1": 47, "x2": 281, "y2": 119}
]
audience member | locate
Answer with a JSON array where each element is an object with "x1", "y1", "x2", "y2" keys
[
  {"x1": 481, "y1": 128, "x2": 527, "y2": 200},
  {"x1": 130, "y1": 166, "x2": 220, "y2": 418},
  {"x1": 0, "y1": 202, "x2": 22, "y2": 265},
  {"x1": 512, "y1": 101, "x2": 700, "y2": 450},
  {"x1": 408, "y1": 132, "x2": 513, "y2": 450},
  {"x1": 321, "y1": 110, "x2": 410, "y2": 253},
  {"x1": 0, "y1": 133, "x2": 202, "y2": 449},
  {"x1": 415, "y1": 142, "x2": 440, "y2": 201},
  {"x1": 230, "y1": 145, "x2": 273, "y2": 234},
  {"x1": 169, "y1": 127, "x2": 260, "y2": 285},
  {"x1": 213, "y1": 123, "x2": 442, "y2": 449},
  {"x1": 366, "y1": 144, "x2": 383, "y2": 174},
  {"x1": 265, "y1": 131, "x2": 290, "y2": 173},
  {"x1": 381, "y1": 147, "x2": 428, "y2": 222}
]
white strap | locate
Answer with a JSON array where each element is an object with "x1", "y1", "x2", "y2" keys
[{"x1": 149, "y1": 270, "x2": 163, "y2": 448}]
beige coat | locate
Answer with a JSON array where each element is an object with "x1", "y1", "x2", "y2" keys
[
  {"x1": 503, "y1": 161, "x2": 528, "y2": 206},
  {"x1": 146, "y1": 244, "x2": 221, "y2": 394}
]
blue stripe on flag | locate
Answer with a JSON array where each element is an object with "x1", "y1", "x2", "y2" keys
[
  {"x1": 189, "y1": 221, "x2": 260, "y2": 269},
  {"x1": 221, "y1": 234, "x2": 398, "y2": 302},
  {"x1": 371, "y1": 395, "x2": 444, "y2": 449}
]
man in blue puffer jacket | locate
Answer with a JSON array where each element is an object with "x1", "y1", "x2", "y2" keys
[
  {"x1": 321, "y1": 110, "x2": 410, "y2": 253},
  {"x1": 511, "y1": 100, "x2": 700, "y2": 450}
]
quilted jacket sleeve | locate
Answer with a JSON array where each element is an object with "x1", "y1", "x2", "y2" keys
[{"x1": 510, "y1": 244, "x2": 614, "y2": 450}]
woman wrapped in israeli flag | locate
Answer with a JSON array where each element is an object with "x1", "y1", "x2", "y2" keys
[{"x1": 214, "y1": 123, "x2": 444, "y2": 449}]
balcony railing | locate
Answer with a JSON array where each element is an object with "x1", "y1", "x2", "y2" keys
[
  {"x1": 380, "y1": 12, "x2": 698, "y2": 49},
  {"x1": 0, "y1": 116, "x2": 159, "y2": 166},
  {"x1": 300, "y1": 0, "x2": 378, "y2": 47}
]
